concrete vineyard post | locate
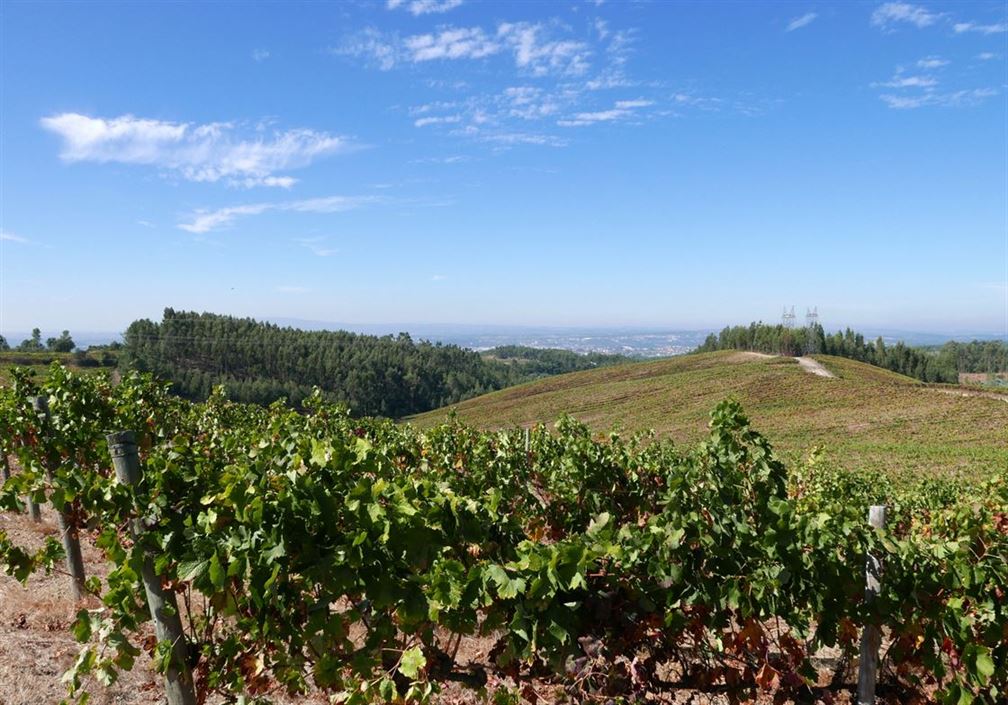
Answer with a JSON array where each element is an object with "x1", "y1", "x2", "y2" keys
[
  {"x1": 31, "y1": 396, "x2": 86, "y2": 599},
  {"x1": 106, "y1": 431, "x2": 197, "y2": 705},
  {"x1": 0, "y1": 453, "x2": 9, "y2": 483},
  {"x1": 857, "y1": 504, "x2": 886, "y2": 705}
]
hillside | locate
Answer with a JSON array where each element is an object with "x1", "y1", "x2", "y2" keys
[
  {"x1": 410, "y1": 351, "x2": 1008, "y2": 478},
  {"x1": 120, "y1": 309, "x2": 631, "y2": 416}
]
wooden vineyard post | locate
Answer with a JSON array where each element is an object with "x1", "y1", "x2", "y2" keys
[
  {"x1": 106, "y1": 431, "x2": 197, "y2": 705},
  {"x1": 857, "y1": 505, "x2": 887, "y2": 705},
  {"x1": 0, "y1": 453, "x2": 9, "y2": 483},
  {"x1": 524, "y1": 427, "x2": 531, "y2": 453},
  {"x1": 31, "y1": 396, "x2": 86, "y2": 598}
]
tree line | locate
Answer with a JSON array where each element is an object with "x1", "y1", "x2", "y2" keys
[
  {"x1": 120, "y1": 309, "x2": 629, "y2": 416},
  {"x1": 0, "y1": 328, "x2": 76, "y2": 353},
  {"x1": 695, "y1": 322, "x2": 1008, "y2": 383}
]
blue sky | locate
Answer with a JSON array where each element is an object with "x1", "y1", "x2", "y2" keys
[{"x1": 1, "y1": 0, "x2": 1006, "y2": 336}]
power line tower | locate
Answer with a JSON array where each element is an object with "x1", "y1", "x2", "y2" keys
[
  {"x1": 805, "y1": 306, "x2": 820, "y2": 353},
  {"x1": 782, "y1": 305, "x2": 796, "y2": 328}
]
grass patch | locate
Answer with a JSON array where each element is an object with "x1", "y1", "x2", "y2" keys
[{"x1": 409, "y1": 351, "x2": 1008, "y2": 480}]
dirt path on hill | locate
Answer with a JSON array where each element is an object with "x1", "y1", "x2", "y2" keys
[{"x1": 796, "y1": 356, "x2": 836, "y2": 378}]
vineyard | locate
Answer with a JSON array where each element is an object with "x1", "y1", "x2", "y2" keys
[{"x1": 0, "y1": 364, "x2": 1006, "y2": 704}]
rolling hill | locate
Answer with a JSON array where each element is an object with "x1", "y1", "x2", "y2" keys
[{"x1": 409, "y1": 351, "x2": 1008, "y2": 479}]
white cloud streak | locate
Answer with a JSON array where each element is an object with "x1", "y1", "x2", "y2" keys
[
  {"x1": 786, "y1": 12, "x2": 818, "y2": 32},
  {"x1": 294, "y1": 237, "x2": 338, "y2": 257},
  {"x1": 917, "y1": 56, "x2": 948, "y2": 68},
  {"x1": 880, "y1": 87, "x2": 997, "y2": 109},
  {"x1": 0, "y1": 230, "x2": 29, "y2": 244},
  {"x1": 179, "y1": 195, "x2": 377, "y2": 233},
  {"x1": 339, "y1": 22, "x2": 591, "y2": 76},
  {"x1": 387, "y1": 0, "x2": 463, "y2": 15},
  {"x1": 414, "y1": 115, "x2": 462, "y2": 127},
  {"x1": 954, "y1": 21, "x2": 1008, "y2": 34},
  {"x1": 406, "y1": 27, "x2": 500, "y2": 61},
  {"x1": 871, "y1": 3, "x2": 940, "y2": 29},
  {"x1": 40, "y1": 113, "x2": 349, "y2": 188},
  {"x1": 557, "y1": 98, "x2": 653, "y2": 127},
  {"x1": 874, "y1": 74, "x2": 938, "y2": 88}
]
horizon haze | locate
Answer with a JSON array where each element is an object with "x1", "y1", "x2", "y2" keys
[{"x1": 1, "y1": 1, "x2": 1006, "y2": 336}]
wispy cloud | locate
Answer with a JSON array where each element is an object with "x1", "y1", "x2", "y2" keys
[
  {"x1": 871, "y1": 3, "x2": 941, "y2": 30},
  {"x1": 179, "y1": 195, "x2": 377, "y2": 233},
  {"x1": 294, "y1": 236, "x2": 338, "y2": 257},
  {"x1": 786, "y1": 12, "x2": 818, "y2": 32},
  {"x1": 498, "y1": 22, "x2": 591, "y2": 76},
  {"x1": 252, "y1": 49, "x2": 270, "y2": 62},
  {"x1": 880, "y1": 87, "x2": 997, "y2": 109},
  {"x1": 406, "y1": 27, "x2": 501, "y2": 62},
  {"x1": 387, "y1": 0, "x2": 463, "y2": 15},
  {"x1": 331, "y1": 28, "x2": 400, "y2": 71},
  {"x1": 954, "y1": 21, "x2": 1007, "y2": 35},
  {"x1": 415, "y1": 114, "x2": 463, "y2": 127},
  {"x1": 339, "y1": 22, "x2": 591, "y2": 76},
  {"x1": 431, "y1": 274, "x2": 447, "y2": 281},
  {"x1": 874, "y1": 73, "x2": 938, "y2": 88},
  {"x1": 557, "y1": 98, "x2": 653, "y2": 127},
  {"x1": 977, "y1": 52, "x2": 999, "y2": 60},
  {"x1": 41, "y1": 113, "x2": 350, "y2": 188},
  {"x1": 917, "y1": 56, "x2": 948, "y2": 68},
  {"x1": 0, "y1": 230, "x2": 29, "y2": 244},
  {"x1": 275, "y1": 285, "x2": 309, "y2": 294}
]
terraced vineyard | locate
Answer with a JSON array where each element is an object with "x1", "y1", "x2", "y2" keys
[{"x1": 411, "y1": 352, "x2": 1008, "y2": 480}]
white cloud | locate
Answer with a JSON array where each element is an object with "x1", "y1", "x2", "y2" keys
[
  {"x1": 414, "y1": 114, "x2": 463, "y2": 127},
  {"x1": 954, "y1": 21, "x2": 1008, "y2": 35},
  {"x1": 871, "y1": 3, "x2": 940, "y2": 29},
  {"x1": 352, "y1": 23, "x2": 592, "y2": 75},
  {"x1": 478, "y1": 131, "x2": 568, "y2": 147},
  {"x1": 0, "y1": 230, "x2": 29, "y2": 243},
  {"x1": 405, "y1": 27, "x2": 501, "y2": 62},
  {"x1": 431, "y1": 274, "x2": 447, "y2": 281},
  {"x1": 977, "y1": 52, "x2": 999, "y2": 60},
  {"x1": 557, "y1": 97, "x2": 652, "y2": 126},
  {"x1": 880, "y1": 87, "x2": 997, "y2": 108},
  {"x1": 786, "y1": 12, "x2": 818, "y2": 32},
  {"x1": 252, "y1": 49, "x2": 270, "y2": 62},
  {"x1": 179, "y1": 195, "x2": 376, "y2": 233},
  {"x1": 40, "y1": 113, "x2": 349, "y2": 187},
  {"x1": 294, "y1": 236, "x2": 338, "y2": 257},
  {"x1": 331, "y1": 28, "x2": 401, "y2": 71},
  {"x1": 387, "y1": 0, "x2": 463, "y2": 15},
  {"x1": 917, "y1": 56, "x2": 948, "y2": 68},
  {"x1": 594, "y1": 18, "x2": 609, "y2": 40},
  {"x1": 136, "y1": 219, "x2": 155, "y2": 228},
  {"x1": 874, "y1": 74, "x2": 938, "y2": 88},
  {"x1": 498, "y1": 22, "x2": 591, "y2": 76}
]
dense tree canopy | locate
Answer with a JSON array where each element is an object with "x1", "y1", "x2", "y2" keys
[
  {"x1": 45, "y1": 330, "x2": 75, "y2": 352},
  {"x1": 16, "y1": 328, "x2": 44, "y2": 352},
  {"x1": 696, "y1": 322, "x2": 1008, "y2": 384},
  {"x1": 120, "y1": 309, "x2": 629, "y2": 416}
]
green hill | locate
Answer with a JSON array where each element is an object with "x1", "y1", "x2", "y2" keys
[{"x1": 409, "y1": 351, "x2": 1008, "y2": 479}]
